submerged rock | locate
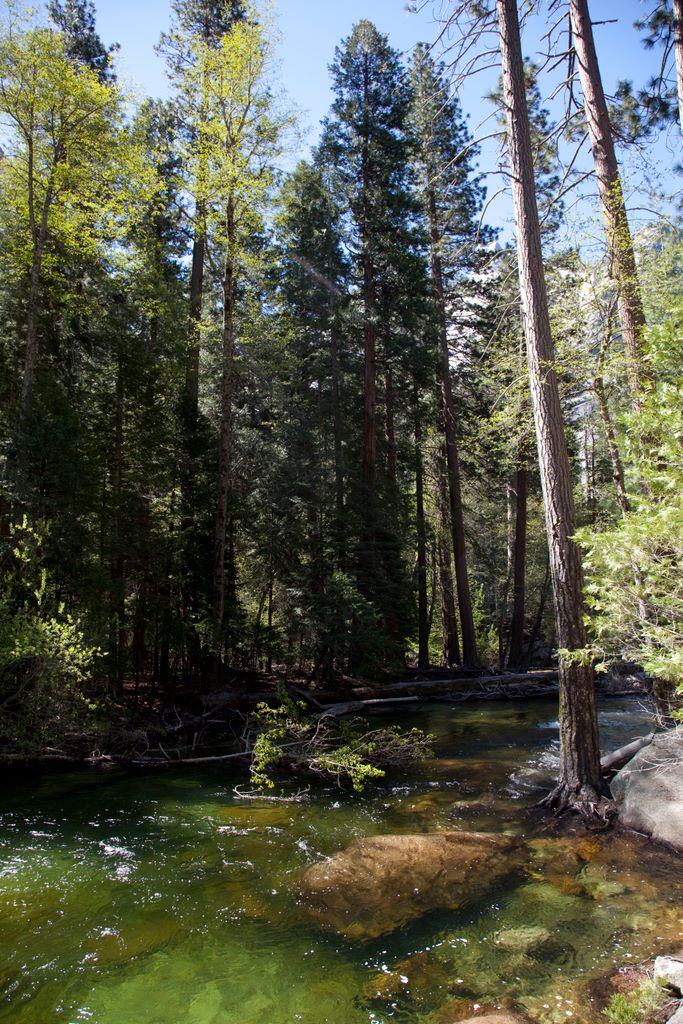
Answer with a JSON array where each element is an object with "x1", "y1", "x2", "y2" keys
[
  {"x1": 611, "y1": 730, "x2": 683, "y2": 850},
  {"x1": 448, "y1": 1015, "x2": 530, "y2": 1024},
  {"x1": 495, "y1": 925, "x2": 551, "y2": 955},
  {"x1": 299, "y1": 831, "x2": 523, "y2": 940},
  {"x1": 433, "y1": 1003, "x2": 528, "y2": 1024}
]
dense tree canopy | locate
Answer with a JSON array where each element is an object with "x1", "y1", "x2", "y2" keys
[{"x1": 0, "y1": 0, "x2": 681, "y2": 794}]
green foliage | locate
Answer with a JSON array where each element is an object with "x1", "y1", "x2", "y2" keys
[
  {"x1": 0, "y1": 518, "x2": 100, "y2": 750},
  {"x1": 249, "y1": 691, "x2": 433, "y2": 791},
  {"x1": 579, "y1": 300, "x2": 683, "y2": 695},
  {"x1": 603, "y1": 979, "x2": 667, "y2": 1024}
]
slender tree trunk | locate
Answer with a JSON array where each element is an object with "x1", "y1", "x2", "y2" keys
[
  {"x1": 497, "y1": 477, "x2": 516, "y2": 669},
  {"x1": 266, "y1": 571, "x2": 274, "y2": 674},
  {"x1": 186, "y1": 225, "x2": 205, "y2": 416},
  {"x1": 427, "y1": 188, "x2": 477, "y2": 664},
  {"x1": 22, "y1": 235, "x2": 46, "y2": 406},
  {"x1": 362, "y1": 253, "x2": 377, "y2": 488},
  {"x1": 110, "y1": 350, "x2": 126, "y2": 696},
  {"x1": 329, "y1": 318, "x2": 345, "y2": 561},
  {"x1": 413, "y1": 382, "x2": 429, "y2": 668},
  {"x1": 497, "y1": 0, "x2": 603, "y2": 813},
  {"x1": 594, "y1": 340, "x2": 649, "y2": 619},
  {"x1": 527, "y1": 557, "x2": 551, "y2": 667},
  {"x1": 436, "y1": 455, "x2": 461, "y2": 665},
  {"x1": 212, "y1": 200, "x2": 236, "y2": 637},
  {"x1": 582, "y1": 427, "x2": 597, "y2": 522},
  {"x1": 508, "y1": 464, "x2": 528, "y2": 669},
  {"x1": 385, "y1": 363, "x2": 397, "y2": 488},
  {"x1": 673, "y1": 0, "x2": 683, "y2": 139},
  {"x1": 594, "y1": 374, "x2": 630, "y2": 515},
  {"x1": 20, "y1": 143, "x2": 56, "y2": 410},
  {"x1": 569, "y1": 0, "x2": 652, "y2": 407},
  {"x1": 361, "y1": 58, "x2": 377, "y2": 490}
]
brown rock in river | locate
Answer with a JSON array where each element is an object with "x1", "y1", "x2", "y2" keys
[
  {"x1": 452, "y1": 1016, "x2": 530, "y2": 1024},
  {"x1": 299, "y1": 830, "x2": 523, "y2": 940}
]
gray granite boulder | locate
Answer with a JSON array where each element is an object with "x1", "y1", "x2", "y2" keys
[
  {"x1": 655, "y1": 956, "x2": 683, "y2": 994},
  {"x1": 611, "y1": 730, "x2": 683, "y2": 850}
]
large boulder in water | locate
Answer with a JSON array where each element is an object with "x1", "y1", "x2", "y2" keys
[
  {"x1": 611, "y1": 730, "x2": 683, "y2": 851},
  {"x1": 299, "y1": 831, "x2": 523, "y2": 940},
  {"x1": 452, "y1": 1017, "x2": 530, "y2": 1024}
]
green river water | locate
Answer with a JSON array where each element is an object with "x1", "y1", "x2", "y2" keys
[{"x1": 1, "y1": 698, "x2": 681, "y2": 1024}]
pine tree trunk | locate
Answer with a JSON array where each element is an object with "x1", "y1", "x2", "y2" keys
[
  {"x1": 361, "y1": 58, "x2": 377, "y2": 490},
  {"x1": 385, "y1": 363, "x2": 397, "y2": 488},
  {"x1": 212, "y1": 200, "x2": 236, "y2": 637},
  {"x1": 330, "y1": 318, "x2": 345, "y2": 561},
  {"x1": 569, "y1": 0, "x2": 652, "y2": 407},
  {"x1": 508, "y1": 464, "x2": 528, "y2": 669},
  {"x1": 427, "y1": 189, "x2": 478, "y2": 665},
  {"x1": 497, "y1": 0, "x2": 603, "y2": 813},
  {"x1": 673, "y1": 0, "x2": 683, "y2": 139},
  {"x1": 594, "y1": 373, "x2": 630, "y2": 514},
  {"x1": 413, "y1": 383, "x2": 429, "y2": 668},
  {"x1": 110, "y1": 350, "x2": 126, "y2": 696},
  {"x1": 436, "y1": 456, "x2": 461, "y2": 665},
  {"x1": 186, "y1": 223, "x2": 205, "y2": 417},
  {"x1": 527, "y1": 557, "x2": 550, "y2": 666}
]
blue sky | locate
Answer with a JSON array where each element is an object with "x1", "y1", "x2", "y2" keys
[
  {"x1": 96, "y1": 1, "x2": 670, "y2": 138},
  {"x1": 93, "y1": 0, "x2": 680, "y2": 237}
]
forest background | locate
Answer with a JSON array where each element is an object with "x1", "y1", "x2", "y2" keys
[{"x1": 0, "y1": 0, "x2": 681, "y2": 778}]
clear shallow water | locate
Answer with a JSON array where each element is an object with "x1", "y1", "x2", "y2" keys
[{"x1": 1, "y1": 698, "x2": 681, "y2": 1024}]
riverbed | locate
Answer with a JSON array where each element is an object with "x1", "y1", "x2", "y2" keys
[{"x1": 1, "y1": 697, "x2": 681, "y2": 1023}]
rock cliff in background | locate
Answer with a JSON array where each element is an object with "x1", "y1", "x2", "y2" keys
[
  {"x1": 611, "y1": 730, "x2": 683, "y2": 850},
  {"x1": 299, "y1": 831, "x2": 524, "y2": 940}
]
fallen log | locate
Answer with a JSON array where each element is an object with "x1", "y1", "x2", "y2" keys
[
  {"x1": 380, "y1": 670, "x2": 558, "y2": 698},
  {"x1": 601, "y1": 732, "x2": 655, "y2": 776},
  {"x1": 320, "y1": 696, "x2": 420, "y2": 718}
]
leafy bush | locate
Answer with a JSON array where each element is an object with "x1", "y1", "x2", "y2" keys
[
  {"x1": 249, "y1": 688, "x2": 433, "y2": 791},
  {"x1": 603, "y1": 979, "x2": 668, "y2": 1024},
  {"x1": 580, "y1": 337, "x2": 683, "y2": 706},
  {"x1": 0, "y1": 517, "x2": 100, "y2": 752}
]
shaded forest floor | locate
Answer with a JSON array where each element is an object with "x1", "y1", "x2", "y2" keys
[{"x1": 0, "y1": 662, "x2": 654, "y2": 771}]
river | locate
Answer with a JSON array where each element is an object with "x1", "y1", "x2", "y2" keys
[{"x1": 1, "y1": 697, "x2": 681, "y2": 1023}]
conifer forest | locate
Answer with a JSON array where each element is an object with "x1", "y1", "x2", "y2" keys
[{"x1": 0, "y1": 2, "x2": 683, "y2": 1022}]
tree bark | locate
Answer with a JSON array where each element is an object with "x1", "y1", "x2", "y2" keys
[
  {"x1": 413, "y1": 382, "x2": 429, "y2": 668},
  {"x1": 361, "y1": 57, "x2": 377, "y2": 490},
  {"x1": 674, "y1": 0, "x2": 683, "y2": 139},
  {"x1": 329, "y1": 318, "x2": 345, "y2": 562},
  {"x1": 594, "y1": 373, "x2": 629, "y2": 514},
  {"x1": 186, "y1": 224, "x2": 205, "y2": 417},
  {"x1": 385, "y1": 363, "x2": 397, "y2": 488},
  {"x1": 508, "y1": 464, "x2": 528, "y2": 669},
  {"x1": 497, "y1": 0, "x2": 603, "y2": 813},
  {"x1": 212, "y1": 199, "x2": 236, "y2": 636},
  {"x1": 436, "y1": 455, "x2": 461, "y2": 665},
  {"x1": 427, "y1": 187, "x2": 478, "y2": 665},
  {"x1": 110, "y1": 349, "x2": 126, "y2": 696},
  {"x1": 569, "y1": 0, "x2": 652, "y2": 408}
]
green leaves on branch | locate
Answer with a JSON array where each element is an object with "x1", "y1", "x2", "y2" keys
[
  {"x1": 579, "y1": 306, "x2": 683, "y2": 695},
  {"x1": 0, "y1": 518, "x2": 101, "y2": 750},
  {"x1": 249, "y1": 692, "x2": 433, "y2": 792}
]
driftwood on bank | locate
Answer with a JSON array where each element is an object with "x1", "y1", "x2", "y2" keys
[
  {"x1": 317, "y1": 672, "x2": 560, "y2": 717},
  {"x1": 601, "y1": 732, "x2": 655, "y2": 776},
  {"x1": 320, "y1": 696, "x2": 421, "y2": 718},
  {"x1": 366, "y1": 669, "x2": 558, "y2": 699}
]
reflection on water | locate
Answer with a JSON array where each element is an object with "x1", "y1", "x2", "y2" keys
[{"x1": 0, "y1": 698, "x2": 681, "y2": 1024}]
